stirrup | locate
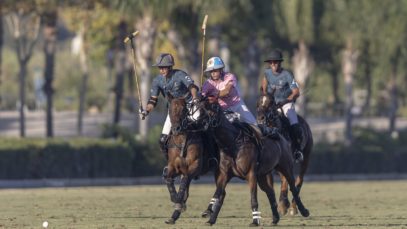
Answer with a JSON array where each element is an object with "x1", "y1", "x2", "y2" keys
[
  {"x1": 294, "y1": 151, "x2": 304, "y2": 163},
  {"x1": 162, "y1": 166, "x2": 168, "y2": 178}
]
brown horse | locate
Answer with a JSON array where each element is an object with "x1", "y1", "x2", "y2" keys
[
  {"x1": 256, "y1": 92, "x2": 313, "y2": 216},
  {"x1": 200, "y1": 100, "x2": 309, "y2": 226},
  {"x1": 164, "y1": 96, "x2": 218, "y2": 224}
]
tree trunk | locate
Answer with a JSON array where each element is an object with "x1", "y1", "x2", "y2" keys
[
  {"x1": 77, "y1": 72, "x2": 88, "y2": 135},
  {"x1": 0, "y1": 12, "x2": 3, "y2": 92},
  {"x1": 43, "y1": 10, "x2": 57, "y2": 137},
  {"x1": 18, "y1": 60, "x2": 27, "y2": 137},
  {"x1": 76, "y1": 27, "x2": 89, "y2": 135},
  {"x1": 113, "y1": 51, "x2": 126, "y2": 126},
  {"x1": 243, "y1": 37, "x2": 260, "y2": 112},
  {"x1": 135, "y1": 15, "x2": 156, "y2": 139},
  {"x1": 360, "y1": 41, "x2": 372, "y2": 114},
  {"x1": 292, "y1": 40, "x2": 314, "y2": 118},
  {"x1": 388, "y1": 51, "x2": 400, "y2": 134},
  {"x1": 388, "y1": 71, "x2": 398, "y2": 134},
  {"x1": 342, "y1": 38, "x2": 359, "y2": 145}
]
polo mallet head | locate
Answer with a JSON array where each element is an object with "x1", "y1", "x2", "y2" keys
[
  {"x1": 200, "y1": 15, "x2": 208, "y2": 86},
  {"x1": 123, "y1": 31, "x2": 139, "y2": 43}
]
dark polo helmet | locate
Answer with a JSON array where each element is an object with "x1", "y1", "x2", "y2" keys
[
  {"x1": 152, "y1": 53, "x2": 175, "y2": 67},
  {"x1": 264, "y1": 50, "x2": 284, "y2": 62}
]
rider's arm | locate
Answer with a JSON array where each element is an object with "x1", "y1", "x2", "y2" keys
[
  {"x1": 287, "y1": 72, "x2": 300, "y2": 101},
  {"x1": 287, "y1": 88, "x2": 300, "y2": 102},
  {"x1": 218, "y1": 81, "x2": 233, "y2": 97},
  {"x1": 261, "y1": 77, "x2": 268, "y2": 95},
  {"x1": 218, "y1": 73, "x2": 236, "y2": 98},
  {"x1": 145, "y1": 96, "x2": 158, "y2": 113},
  {"x1": 189, "y1": 85, "x2": 199, "y2": 100}
]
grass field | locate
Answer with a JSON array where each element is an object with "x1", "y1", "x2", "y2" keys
[{"x1": 0, "y1": 180, "x2": 407, "y2": 228}]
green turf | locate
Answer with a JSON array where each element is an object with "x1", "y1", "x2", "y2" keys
[{"x1": 0, "y1": 180, "x2": 406, "y2": 228}]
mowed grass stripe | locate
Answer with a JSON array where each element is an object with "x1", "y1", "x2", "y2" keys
[{"x1": 0, "y1": 181, "x2": 406, "y2": 228}]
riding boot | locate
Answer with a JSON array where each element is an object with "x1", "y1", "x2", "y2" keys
[
  {"x1": 291, "y1": 124, "x2": 304, "y2": 163},
  {"x1": 159, "y1": 134, "x2": 169, "y2": 178},
  {"x1": 258, "y1": 124, "x2": 280, "y2": 139}
]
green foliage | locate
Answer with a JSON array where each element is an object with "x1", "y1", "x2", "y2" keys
[
  {"x1": 311, "y1": 128, "x2": 407, "y2": 174},
  {"x1": 0, "y1": 137, "x2": 159, "y2": 179}
]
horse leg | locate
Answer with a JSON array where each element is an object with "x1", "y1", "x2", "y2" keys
[
  {"x1": 247, "y1": 170, "x2": 260, "y2": 227},
  {"x1": 257, "y1": 174, "x2": 280, "y2": 225},
  {"x1": 202, "y1": 169, "x2": 220, "y2": 218},
  {"x1": 278, "y1": 172, "x2": 290, "y2": 216},
  {"x1": 165, "y1": 166, "x2": 177, "y2": 203},
  {"x1": 290, "y1": 155, "x2": 310, "y2": 216},
  {"x1": 276, "y1": 165, "x2": 309, "y2": 218},
  {"x1": 165, "y1": 175, "x2": 191, "y2": 224},
  {"x1": 206, "y1": 172, "x2": 230, "y2": 226}
]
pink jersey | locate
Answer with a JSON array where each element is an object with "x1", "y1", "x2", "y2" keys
[{"x1": 201, "y1": 72, "x2": 241, "y2": 109}]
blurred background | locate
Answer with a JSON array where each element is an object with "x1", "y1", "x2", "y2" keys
[{"x1": 0, "y1": 0, "x2": 407, "y2": 181}]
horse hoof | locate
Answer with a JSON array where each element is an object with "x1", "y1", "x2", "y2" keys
[
  {"x1": 278, "y1": 206, "x2": 288, "y2": 216},
  {"x1": 201, "y1": 210, "x2": 211, "y2": 218},
  {"x1": 205, "y1": 221, "x2": 214, "y2": 226},
  {"x1": 165, "y1": 218, "x2": 175, "y2": 224},
  {"x1": 300, "y1": 208, "x2": 310, "y2": 217},
  {"x1": 181, "y1": 204, "x2": 187, "y2": 212},
  {"x1": 272, "y1": 216, "x2": 280, "y2": 225},
  {"x1": 249, "y1": 222, "x2": 259, "y2": 227},
  {"x1": 288, "y1": 207, "x2": 298, "y2": 216}
]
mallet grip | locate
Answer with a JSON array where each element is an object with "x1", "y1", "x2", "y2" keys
[{"x1": 123, "y1": 31, "x2": 139, "y2": 43}]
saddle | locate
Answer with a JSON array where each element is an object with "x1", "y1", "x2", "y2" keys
[{"x1": 231, "y1": 122, "x2": 263, "y2": 155}]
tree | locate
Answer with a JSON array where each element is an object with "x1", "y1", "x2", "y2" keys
[
  {"x1": 112, "y1": 0, "x2": 198, "y2": 139},
  {"x1": 112, "y1": 20, "x2": 129, "y2": 130},
  {"x1": 39, "y1": 0, "x2": 58, "y2": 137},
  {"x1": 4, "y1": 1, "x2": 41, "y2": 137},
  {"x1": 271, "y1": 0, "x2": 318, "y2": 117}
]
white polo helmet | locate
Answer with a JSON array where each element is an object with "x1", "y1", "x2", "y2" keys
[{"x1": 204, "y1": 57, "x2": 225, "y2": 72}]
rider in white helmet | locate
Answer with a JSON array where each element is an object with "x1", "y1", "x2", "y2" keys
[
  {"x1": 202, "y1": 57, "x2": 258, "y2": 125},
  {"x1": 202, "y1": 57, "x2": 278, "y2": 141}
]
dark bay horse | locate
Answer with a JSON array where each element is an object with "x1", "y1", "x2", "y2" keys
[
  {"x1": 200, "y1": 101, "x2": 309, "y2": 226},
  {"x1": 164, "y1": 96, "x2": 218, "y2": 224},
  {"x1": 256, "y1": 92, "x2": 313, "y2": 216}
]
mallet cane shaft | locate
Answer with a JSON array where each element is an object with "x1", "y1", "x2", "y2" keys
[
  {"x1": 124, "y1": 31, "x2": 145, "y2": 119},
  {"x1": 200, "y1": 15, "x2": 208, "y2": 87}
]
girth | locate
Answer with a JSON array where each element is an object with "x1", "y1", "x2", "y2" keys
[{"x1": 167, "y1": 134, "x2": 202, "y2": 158}]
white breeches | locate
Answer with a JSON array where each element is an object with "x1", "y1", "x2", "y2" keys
[
  {"x1": 228, "y1": 101, "x2": 257, "y2": 125},
  {"x1": 281, "y1": 102, "x2": 298, "y2": 125}
]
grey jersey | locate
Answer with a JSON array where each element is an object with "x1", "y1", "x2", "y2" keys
[
  {"x1": 264, "y1": 68, "x2": 298, "y2": 103},
  {"x1": 150, "y1": 69, "x2": 195, "y2": 102}
]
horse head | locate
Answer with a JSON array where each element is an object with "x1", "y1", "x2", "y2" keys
[
  {"x1": 201, "y1": 97, "x2": 222, "y2": 128},
  {"x1": 168, "y1": 94, "x2": 189, "y2": 135},
  {"x1": 256, "y1": 89, "x2": 280, "y2": 127}
]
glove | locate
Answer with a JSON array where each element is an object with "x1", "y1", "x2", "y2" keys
[
  {"x1": 139, "y1": 108, "x2": 149, "y2": 120},
  {"x1": 207, "y1": 96, "x2": 217, "y2": 104}
]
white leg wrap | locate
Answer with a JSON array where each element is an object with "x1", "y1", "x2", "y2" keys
[{"x1": 252, "y1": 211, "x2": 262, "y2": 219}]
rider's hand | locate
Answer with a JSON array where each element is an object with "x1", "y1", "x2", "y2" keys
[
  {"x1": 139, "y1": 108, "x2": 149, "y2": 120},
  {"x1": 207, "y1": 96, "x2": 217, "y2": 104},
  {"x1": 192, "y1": 97, "x2": 200, "y2": 104}
]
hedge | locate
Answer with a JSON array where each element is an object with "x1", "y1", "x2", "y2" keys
[
  {"x1": 0, "y1": 128, "x2": 406, "y2": 179},
  {"x1": 0, "y1": 138, "x2": 160, "y2": 179}
]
